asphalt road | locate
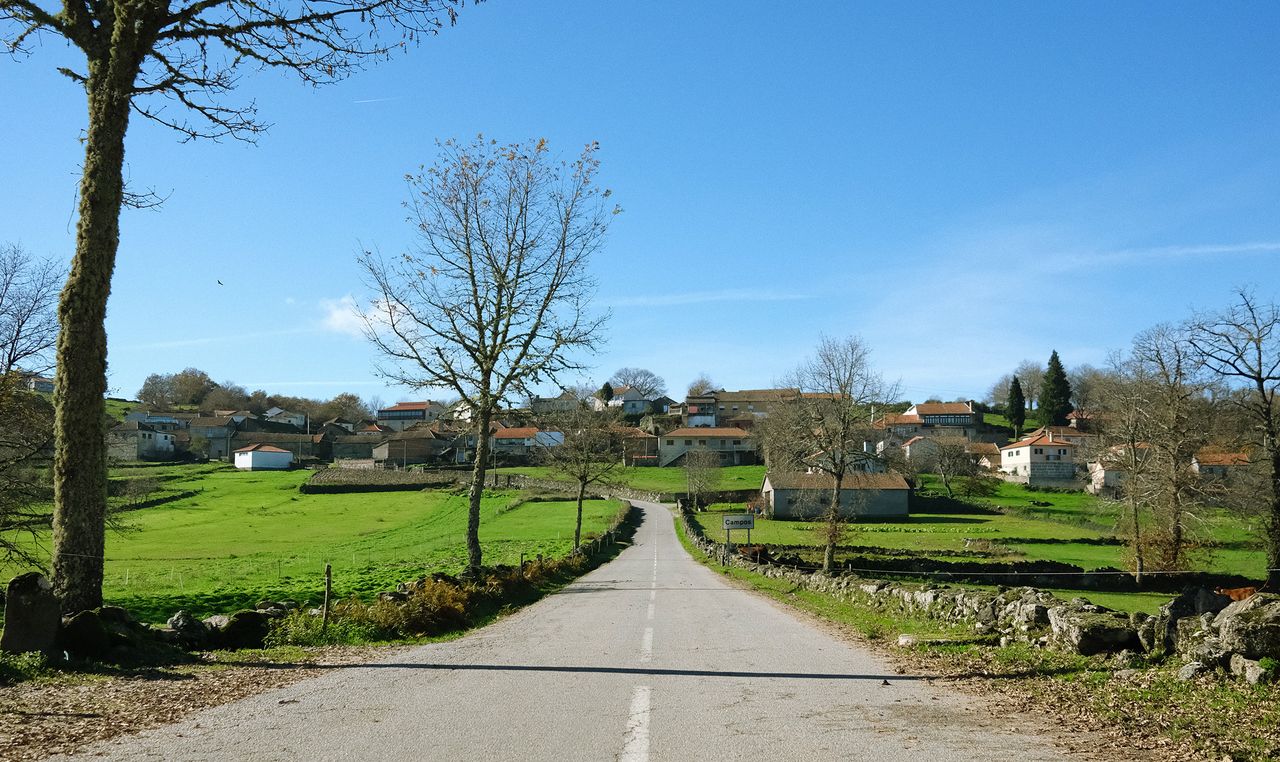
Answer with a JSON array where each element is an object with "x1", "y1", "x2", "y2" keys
[{"x1": 64, "y1": 502, "x2": 1074, "y2": 761}]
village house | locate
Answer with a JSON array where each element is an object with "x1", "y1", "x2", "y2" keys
[
  {"x1": 965, "y1": 441, "x2": 1002, "y2": 471},
  {"x1": 108, "y1": 421, "x2": 175, "y2": 461},
  {"x1": 491, "y1": 427, "x2": 564, "y2": 461},
  {"x1": 373, "y1": 429, "x2": 451, "y2": 467},
  {"x1": 901, "y1": 435, "x2": 937, "y2": 464},
  {"x1": 658, "y1": 427, "x2": 755, "y2": 467},
  {"x1": 999, "y1": 431, "x2": 1077, "y2": 485},
  {"x1": 233, "y1": 443, "x2": 294, "y2": 470},
  {"x1": 761, "y1": 471, "x2": 910, "y2": 519},
  {"x1": 1023, "y1": 425, "x2": 1096, "y2": 448},
  {"x1": 230, "y1": 430, "x2": 327, "y2": 461},
  {"x1": 591, "y1": 385, "x2": 650, "y2": 416},
  {"x1": 1086, "y1": 444, "x2": 1150, "y2": 496},
  {"x1": 186, "y1": 416, "x2": 236, "y2": 459},
  {"x1": 614, "y1": 426, "x2": 659, "y2": 466},
  {"x1": 377, "y1": 401, "x2": 446, "y2": 431},
  {"x1": 22, "y1": 374, "x2": 54, "y2": 393},
  {"x1": 263, "y1": 407, "x2": 308, "y2": 431},
  {"x1": 330, "y1": 435, "x2": 378, "y2": 462},
  {"x1": 1192, "y1": 450, "x2": 1251, "y2": 478},
  {"x1": 530, "y1": 390, "x2": 581, "y2": 414}
]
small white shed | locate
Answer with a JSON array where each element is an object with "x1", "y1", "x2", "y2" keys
[{"x1": 234, "y1": 444, "x2": 294, "y2": 471}]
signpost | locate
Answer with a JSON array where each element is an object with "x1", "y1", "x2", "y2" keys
[{"x1": 722, "y1": 514, "x2": 755, "y2": 564}]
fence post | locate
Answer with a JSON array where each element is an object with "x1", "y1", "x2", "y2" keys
[{"x1": 322, "y1": 563, "x2": 332, "y2": 632}]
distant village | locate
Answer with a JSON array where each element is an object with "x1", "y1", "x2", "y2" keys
[{"x1": 108, "y1": 379, "x2": 1252, "y2": 506}]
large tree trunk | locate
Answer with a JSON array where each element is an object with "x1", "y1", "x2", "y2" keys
[
  {"x1": 574, "y1": 479, "x2": 587, "y2": 550},
  {"x1": 466, "y1": 410, "x2": 492, "y2": 576},
  {"x1": 51, "y1": 65, "x2": 135, "y2": 613},
  {"x1": 1269, "y1": 447, "x2": 1280, "y2": 590},
  {"x1": 1130, "y1": 494, "x2": 1144, "y2": 586},
  {"x1": 823, "y1": 474, "x2": 842, "y2": 574}
]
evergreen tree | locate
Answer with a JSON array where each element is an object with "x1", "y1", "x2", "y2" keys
[
  {"x1": 1007, "y1": 376, "x2": 1026, "y2": 438},
  {"x1": 599, "y1": 382, "x2": 614, "y2": 403},
  {"x1": 1040, "y1": 350, "x2": 1074, "y2": 426}
]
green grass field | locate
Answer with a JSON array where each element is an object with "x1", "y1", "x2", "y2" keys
[
  {"x1": 691, "y1": 473, "x2": 1267, "y2": 581},
  {"x1": 2, "y1": 465, "x2": 622, "y2": 623},
  {"x1": 494, "y1": 465, "x2": 767, "y2": 493}
]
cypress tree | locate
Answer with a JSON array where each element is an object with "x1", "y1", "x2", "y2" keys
[
  {"x1": 1007, "y1": 376, "x2": 1026, "y2": 438},
  {"x1": 1040, "y1": 350, "x2": 1074, "y2": 426},
  {"x1": 599, "y1": 382, "x2": 614, "y2": 403}
]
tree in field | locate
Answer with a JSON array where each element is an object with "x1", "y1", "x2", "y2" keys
[
  {"x1": 1006, "y1": 376, "x2": 1026, "y2": 438},
  {"x1": 361, "y1": 137, "x2": 615, "y2": 576},
  {"x1": 537, "y1": 406, "x2": 622, "y2": 549},
  {"x1": 1039, "y1": 350, "x2": 1073, "y2": 426},
  {"x1": 1093, "y1": 358, "x2": 1155, "y2": 583},
  {"x1": 610, "y1": 367, "x2": 666, "y2": 399},
  {"x1": 682, "y1": 447, "x2": 721, "y2": 510},
  {"x1": 932, "y1": 436, "x2": 976, "y2": 499},
  {"x1": 3, "y1": 0, "x2": 466, "y2": 611},
  {"x1": 1068, "y1": 363, "x2": 1108, "y2": 420},
  {"x1": 1187, "y1": 290, "x2": 1280, "y2": 588},
  {"x1": 0, "y1": 244, "x2": 62, "y2": 377},
  {"x1": 985, "y1": 372, "x2": 1013, "y2": 412},
  {"x1": 686, "y1": 373, "x2": 718, "y2": 397},
  {"x1": 760, "y1": 335, "x2": 895, "y2": 573}
]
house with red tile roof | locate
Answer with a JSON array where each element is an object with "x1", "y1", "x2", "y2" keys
[
  {"x1": 657, "y1": 427, "x2": 756, "y2": 467},
  {"x1": 999, "y1": 431, "x2": 1077, "y2": 485}
]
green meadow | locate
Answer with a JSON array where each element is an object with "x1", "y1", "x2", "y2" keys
[{"x1": 2, "y1": 464, "x2": 622, "y2": 623}]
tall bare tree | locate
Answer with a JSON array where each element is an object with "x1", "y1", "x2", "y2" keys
[
  {"x1": 537, "y1": 406, "x2": 622, "y2": 550},
  {"x1": 1094, "y1": 354, "x2": 1156, "y2": 583},
  {"x1": 931, "y1": 436, "x2": 976, "y2": 499},
  {"x1": 761, "y1": 335, "x2": 895, "y2": 573},
  {"x1": 361, "y1": 137, "x2": 615, "y2": 575},
  {"x1": 0, "y1": 243, "x2": 61, "y2": 377},
  {"x1": 3, "y1": 0, "x2": 467, "y2": 612},
  {"x1": 686, "y1": 373, "x2": 718, "y2": 397},
  {"x1": 610, "y1": 367, "x2": 666, "y2": 399},
  {"x1": 1187, "y1": 290, "x2": 1280, "y2": 587},
  {"x1": 682, "y1": 447, "x2": 721, "y2": 510},
  {"x1": 1015, "y1": 359, "x2": 1045, "y2": 413}
]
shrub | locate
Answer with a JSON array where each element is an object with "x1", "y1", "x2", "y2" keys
[
  {"x1": 265, "y1": 605, "x2": 386, "y2": 646},
  {"x1": 0, "y1": 651, "x2": 50, "y2": 685}
]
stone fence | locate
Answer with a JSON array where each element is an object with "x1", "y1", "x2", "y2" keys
[{"x1": 677, "y1": 509, "x2": 1279, "y2": 683}]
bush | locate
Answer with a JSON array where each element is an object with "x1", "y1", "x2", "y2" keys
[
  {"x1": 265, "y1": 607, "x2": 386, "y2": 646},
  {"x1": 0, "y1": 651, "x2": 50, "y2": 685}
]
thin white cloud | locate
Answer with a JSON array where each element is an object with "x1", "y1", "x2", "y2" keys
[
  {"x1": 121, "y1": 328, "x2": 316, "y2": 351},
  {"x1": 1109, "y1": 241, "x2": 1280, "y2": 260},
  {"x1": 320, "y1": 295, "x2": 365, "y2": 337},
  {"x1": 607, "y1": 289, "x2": 812, "y2": 308},
  {"x1": 352, "y1": 97, "x2": 402, "y2": 104}
]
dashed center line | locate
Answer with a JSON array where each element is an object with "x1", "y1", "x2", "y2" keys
[
  {"x1": 646, "y1": 602, "x2": 655, "y2": 620},
  {"x1": 620, "y1": 685, "x2": 651, "y2": 762},
  {"x1": 640, "y1": 627, "x2": 653, "y2": 663}
]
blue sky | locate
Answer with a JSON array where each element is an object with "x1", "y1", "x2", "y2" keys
[{"x1": 3, "y1": 1, "x2": 1279, "y2": 406}]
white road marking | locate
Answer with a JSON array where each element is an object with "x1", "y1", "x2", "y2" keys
[
  {"x1": 647, "y1": 602, "x2": 655, "y2": 620},
  {"x1": 640, "y1": 627, "x2": 653, "y2": 663},
  {"x1": 649, "y1": 589, "x2": 656, "y2": 602},
  {"x1": 620, "y1": 686, "x2": 651, "y2": 762}
]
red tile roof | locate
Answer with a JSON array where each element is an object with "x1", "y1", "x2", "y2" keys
[
  {"x1": 663, "y1": 427, "x2": 751, "y2": 438},
  {"x1": 1195, "y1": 451, "x2": 1250, "y2": 467},
  {"x1": 875, "y1": 414, "x2": 923, "y2": 428},
  {"x1": 1000, "y1": 433, "x2": 1077, "y2": 451},
  {"x1": 235, "y1": 444, "x2": 291, "y2": 453},
  {"x1": 494, "y1": 427, "x2": 542, "y2": 439},
  {"x1": 910, "y1": 402, "x2": 973, "y2": 415},
  {"x1": 380, "y1": 401, "x2": 437, "y2": 412}
]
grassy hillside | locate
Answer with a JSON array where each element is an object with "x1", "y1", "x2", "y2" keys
[
  {"x1": 495, "y1": 464, "x2": 767, "y2": 493},
  {"x1": 2, "y1": 465, "x2": 622, "y2": 622}
]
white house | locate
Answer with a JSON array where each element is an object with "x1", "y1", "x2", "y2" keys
[
  {"x1": 234, "y1": 443, "x2": 294, "y2": 470},
  {"x1": 491, "y1": 427, "x2": 564, "y2": 457},
  {"x1": 999, "y1": 432, "x2": 1076, "y2": 485},
  {"x1": 658, "y1": 427, "x2": 755, "y2": 467},
  {"x1": 264, "y1": 407, "x2": 308, "y2": 431}
]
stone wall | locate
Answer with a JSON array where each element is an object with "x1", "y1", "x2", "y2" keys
[{"x1": 677, "y1": 510, "x2": 1280, "y2": 678}]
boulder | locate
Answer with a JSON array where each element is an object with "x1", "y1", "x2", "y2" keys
[
  {"x1": 1153, "y1": 587, "x2": 1232, "y2": 653},
  {"x1": 1, "y1": 573, "x2": 61, "y2": 655},
  {"x1": 203, "y1": 614, "x2": 230, "y2": 630},
  {"x1": 166, "y1": 610, "x2": 210, "y2": 649},
  {"x1": 58, "y1": 610, "x2": 111, "y2": 658},
  {"x1": 1048, "y1": 605, "x2": 1141, "y2": 656},
  {"x1": 1228, "y1": 653, "x2": 1271, "y2": 685},
  {"x1": 217, "y1": 610, "x2": 270, "y2": 650},
  {"x1": 1215, "y1": 593, "x2": 1280, "y2": 660},
  {"x1": 378, "y1": 591, "x2": 409, "y2": 604},
  {"x1": 1176, "y1": 661, "x2": 1211, "y2": 681}
]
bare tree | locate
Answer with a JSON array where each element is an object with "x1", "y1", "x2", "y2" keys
[
  {"x1": 361, "y1": 137, "x2": 615, "y2": 576},
  {"x1": 932, "y1": 436, "x2": 976, "y2": 499},
  {"x1": 0, "y1": 243, "x2": 61, "y2": 377},
  {"x1": 1093, "y1": 355, "x2": 1156, "y2": 583},
  {"x1": 1015, "y1": 359, "x2": 1045, "y2": 412},
  {"x1": 1187, "y1": 290, "x2": 1280, "y2": 587},
  {"x1": 610, "y1": 367, "x2": 666, "y2": 399},
  {"x1": 4, "y1": 0, "x2": 467, "y2": 612},
  {"x1": 761, "y1": 335, "x2": 896, "y2": 573},
  {"x1": 686, "y1": 373, "x2": 718, "y2": 397},
  {"x1": 683, "y1": 447, "x2": 721, "y2": 510},
  {"x1": 537, "y1": 406, "x2": 622, "y2": 550},
  {"x1": 0, "y1": 373, "x2": 54, "y2": 566}
]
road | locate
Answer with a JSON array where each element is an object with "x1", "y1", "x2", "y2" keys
[{"x1": 64, "y1": 502, "x2": 1075, "y2": 761}]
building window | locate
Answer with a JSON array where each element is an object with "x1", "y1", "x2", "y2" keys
[
  {"x1": 698, "y1": 439, "x2": 706, "y2": 446},
  {"x1": 1034, "y1": 448, "x2": 1043, "y2": 455},
  {"x1": 684, "y1": 439, "x2": 692, "y2": 446},
  {"x1": 733, "y1": 440, "x2": 741, "y2": 445},
  {"x1": 666, "y1": 439, "x2": 673, "y2": 445}
]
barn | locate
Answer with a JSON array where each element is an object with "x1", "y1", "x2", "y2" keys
[{"x1": 233, "y1": 443, "x2": 295, "y2": 471}]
